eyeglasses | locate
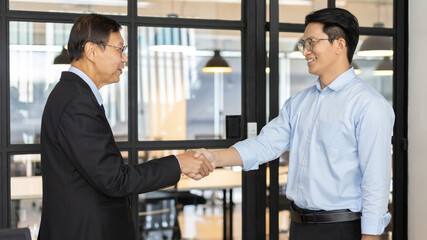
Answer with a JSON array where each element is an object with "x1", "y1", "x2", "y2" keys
[
  {"x1": 297, "y1": 38, "x2": 330, "y2": 53},
  {"x1": 102, "y1": 44, "x2": 128, "y2": 56}
]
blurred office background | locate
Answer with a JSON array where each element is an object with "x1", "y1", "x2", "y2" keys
[{"x1": 1, "y1": 0, "x2": 413, "y2": 239}]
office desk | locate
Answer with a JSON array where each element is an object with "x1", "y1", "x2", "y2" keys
[
  {"x1": 177, "y1": 169, "x2": 242, "y2": 190},
  {"x1": 177, "y1": 167, "x2": 287, "y2": 190},
  {"x1": 11, "y1": 176, "x2": 42, "y2": 200}
]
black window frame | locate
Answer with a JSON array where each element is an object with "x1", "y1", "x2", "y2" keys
[{"x1": 0, "y1": 1, "x2": 408, "y2": 240}]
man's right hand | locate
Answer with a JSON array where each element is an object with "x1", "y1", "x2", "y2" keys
[
  {"x1": 176, "y1": 150, "x2": 214, "y2": 180},
  {"x1": 193, "y1": 148, "x2": 217, "y2": 168}
]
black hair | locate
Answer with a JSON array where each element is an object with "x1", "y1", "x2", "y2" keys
[
  {"x1": 305, "y1": 8, "x2": 359, "y2": 63},
  {"x1": 67, "y1": 14, "x2": 121, "y2": 62}
]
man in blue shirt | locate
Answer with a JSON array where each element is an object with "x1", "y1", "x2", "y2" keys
[{"x1": 193, "y1": 8, "x2": 394, "y2": 240}]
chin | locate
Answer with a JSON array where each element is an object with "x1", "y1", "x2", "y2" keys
[
  {"x1": 113, "y1": 76, "x2": 121, "y2": 83},
  {"x1": 308, "y1": 67, "x2": 320, "y2": 76}
]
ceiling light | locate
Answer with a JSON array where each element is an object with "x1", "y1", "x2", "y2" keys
[
  {"x1": 357, "y1": 23, "x2": 393, "y2": 57},
  {"x1": 351, "y1": 62, "x2": 361, "y2": 75},
  {"x1": 373, "y1": 57, "x2": 393, "y2": 76},
  {"x1": 53, "y1": 46, "x2": 70, "y2": 65},
  {"x1": 202, "y1": 50, "x2": 232, "y2": 73}
]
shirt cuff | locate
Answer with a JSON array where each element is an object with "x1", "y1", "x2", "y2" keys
[
  {"x1": 361, "y1": 212, "x2": 391, "y2": 235},
  {"x1": 232, "y1": 142, "x2": 259, "y2": 171}
]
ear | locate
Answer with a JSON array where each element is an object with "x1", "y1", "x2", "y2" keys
[
  {"x1": 83, "y1": 42, "x2": 97, "y2": 62},
  {"x1": 335, "y1": 38, "x2": 347, "y2": 55}
]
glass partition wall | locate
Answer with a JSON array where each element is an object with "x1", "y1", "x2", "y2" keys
[{"x1": 0, "y1": 0, "x2": 407, "y2": 240}]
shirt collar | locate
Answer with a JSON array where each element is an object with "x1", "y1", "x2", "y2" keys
[
  {"x1": 315, "y1": 67, "x2": 357, "y2": 92},
  {"x1": 68, "y1": 66, "x2": 103, "y2": 106}
]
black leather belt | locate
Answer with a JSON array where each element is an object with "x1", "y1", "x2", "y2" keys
[{"x1": 290, "y1": 202, "x2": 361, "y2": 224}]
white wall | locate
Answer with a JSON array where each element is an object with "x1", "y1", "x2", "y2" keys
[{"x1": 408, "y1": 0, "x2": 427, "y2": 239}]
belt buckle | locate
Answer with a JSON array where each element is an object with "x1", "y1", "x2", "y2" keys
[
  {"x1": 301, "y1": 213, "x2": 306, "y2": 223},
  {"x1": 313, "y1": 211, "x2": 317, "y2": 224}
]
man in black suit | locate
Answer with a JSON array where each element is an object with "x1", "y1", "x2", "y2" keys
[{"x1": 38, "y1": 14, "x2": 213, "y2": 240}]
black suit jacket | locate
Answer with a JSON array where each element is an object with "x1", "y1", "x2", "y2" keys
[{"x1": 38, "y1": 72, "x2": 181, "y2": 240}]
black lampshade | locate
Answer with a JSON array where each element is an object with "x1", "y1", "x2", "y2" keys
[
  {"x1": 53, "y1": 47, "x2": 70, "y2": 65},
  {"x1": 373, "y1": 56, "x2": 393, "y2": 76},
  {"x1": 351, "y1": 62, "x2": 361, "y2": 75},
  {"x1": 202, "y1": 50, "x2": 232, "y2": 73},
  {"x1": 357, "y1": 23, "x2": 393, "y2": 57}
]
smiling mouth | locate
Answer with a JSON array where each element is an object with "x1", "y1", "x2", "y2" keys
[{"x1": 307, "y1": 58, "x2": 317, "y2": 63}]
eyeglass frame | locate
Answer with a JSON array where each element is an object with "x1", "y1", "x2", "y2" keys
[
  {"x1": 81, "y1": 42, "x2": 128, "y2": 56},
  {"x1": 101, "y1": 43, "x2": 128, "y2": 56},
  {"x1": 297, "y1": 38, "x2": 333, "y2": 53}
]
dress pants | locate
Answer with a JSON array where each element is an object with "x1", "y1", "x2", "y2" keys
[{"x1": 289, "y1": 219, "x2": 361, "y2": 240}]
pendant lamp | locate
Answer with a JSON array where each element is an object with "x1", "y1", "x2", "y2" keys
[
  {"x1": 357, "y1": 23, "x2": 393, "y2": 57},
  {"x1": 53, "y1": 46, "x2": 70, "y2": 65},
  {"x1": 202, "y1": 50, "x2": 232, "y2": 73},
  {"x1": 373, "y1": 56, "x2": 393, "y2": 76},
  {"x1": 351, "y1": 62, "x2": 361, "y2": 75}
]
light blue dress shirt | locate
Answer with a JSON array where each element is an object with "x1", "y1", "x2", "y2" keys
[
  {"x1": 68, "y1": 66, "x2": 103, "y2": 106},
  {"x1": 233, "y1": 67, "x2": 394, "y2": 235}
]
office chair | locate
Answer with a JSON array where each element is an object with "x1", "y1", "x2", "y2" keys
[{"x1": 0, "y1": 227, "x2": 32, "y2": 240}]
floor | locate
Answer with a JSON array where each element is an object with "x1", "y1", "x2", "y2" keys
[
  {"x1": 13, "y1": 195, "x2": 392, "y2": 240},
  {"x1": 178, "y1": 204, "x2": 291, "y2": 240},
  {"x1": 176, "y1": 189, "x2": 291, "y2": 240}
]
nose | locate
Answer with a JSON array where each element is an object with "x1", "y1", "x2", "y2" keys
[
  {"x1": 302, "y1": 47, "x2": 311, "y2": 57},
  {"x1": 122, "y1": 52, "x2": 128, "y2": 63}
]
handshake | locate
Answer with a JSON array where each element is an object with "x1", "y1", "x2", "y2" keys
[{"x1": 176, "y1": 148, "x2": 217, "y2": 180}]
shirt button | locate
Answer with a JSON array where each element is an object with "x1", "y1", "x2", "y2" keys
[
  {"x1": 302, "y1": 162, "x2": 306, "y2": 166},
  {"x1": 298, "y1": 186, "x2": 302, "y2": 190}
]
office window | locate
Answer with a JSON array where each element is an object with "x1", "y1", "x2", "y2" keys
[
  {"x1": 137, "y1": 150, "x2": 242, "y2": 240},
  {"x1": 9, "y1": 22, "x2": 72, "y2": 144},
  {"x1": 9, "y1": 22, "x2": 129, "y2": 144},
  {"x1": 138, "y1": 0, "x2": 241, "y2": 20},
  {"x1": 356, "y1": 35, "x2": 393, "y2": 104},
  {"x1": 9, "y1": 0, "x2": 127, "y2": 15},
  {"x1": 342, "y1": 0, "x2": 393, "y2": 28},
  {"x1": 10, "y1": 154, "x2": 42, "y2": 239},
  {"x1": 137, "y1": 27, "x2": 242, "y2": 141},
  {"x1": 0, "y1": 0, "x2": 405, "y2": 238},
  {"x1": 275, "y1": 0, "x2": 327, "y2": 23}
]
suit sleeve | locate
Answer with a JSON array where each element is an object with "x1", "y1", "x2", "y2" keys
[{"x1": 57, "y1": 94, "x2": 181, "y2": 197}]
